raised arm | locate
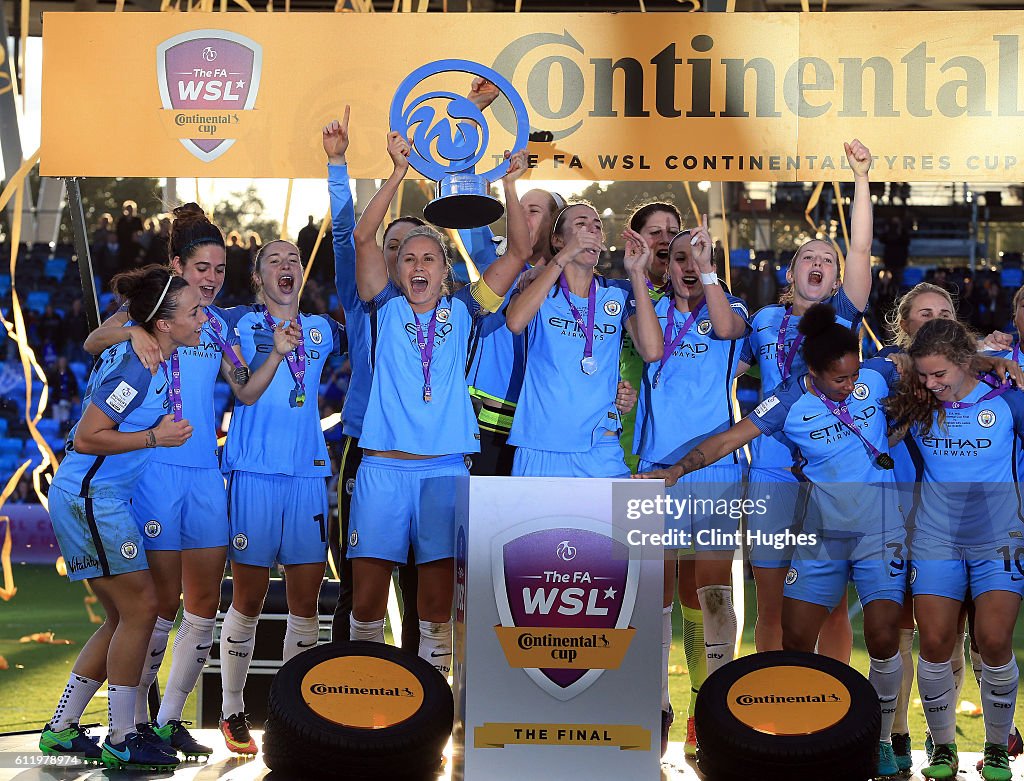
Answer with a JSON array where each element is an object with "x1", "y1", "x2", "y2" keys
[
  {"x1": 480, "y1": 151, "x2": 531, "y2": 299},
  {"x1": 354, "y1": 132, "x2": 410, "y2": 301},
  {"x1": 633, "y1": 418, "x2": 762, "y2": 487},
  {"x1": 841, "y1": 138, "x2": 874, "y2": 312},
  {"x1": 691, "y1": 214, "x2": 748, "y2": 340},
  {"x1": 621, "y1": 228, "x2": 663, "y2": 363},
  {"x1": 323, "y1": 107, "x2": 357, "y2": 304},
  {"x1": 83, "y1": 310, "x2": 162, "y2": 373},
  {"x1": 504, "y1": 230, "x2": 600, "y2": 334}
]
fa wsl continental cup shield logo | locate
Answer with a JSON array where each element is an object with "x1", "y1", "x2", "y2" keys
[
  {"x1": 492, "y1": 519, "x2": 640, "y2": 700},
  {"x1": 156, "y1": 30, "x2": 262, "y2": 162}
]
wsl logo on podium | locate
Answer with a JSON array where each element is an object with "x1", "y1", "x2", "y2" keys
[
  {"x1": 156, "y1": 30, "x2": 263, "y2": 162},
  {"x1": 491, "y1": 521, "x2": 640, "y2": 701},
  {"x1": 389, "y1": 60, "x2": 530, "y2": 229}
]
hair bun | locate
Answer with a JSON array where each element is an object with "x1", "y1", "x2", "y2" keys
[
  {"x1": 171, "y1": 202, "x2": 210, "y2": 226},
  {"x1": 798, "y1": 303, "x2": 838, "y2": 338}
]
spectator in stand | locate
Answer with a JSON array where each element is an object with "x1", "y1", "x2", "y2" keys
[
  {"x1": 94, "y1": 230, "x2": 122, "y2": 287},
  {"x1": 116, "y1": 200, "x2": 144, "y2": 268},
  {"x1": 246, "y1": 232, "x2": 261, "y2": 266},
  {"x1": 64, "y1": 299, "x2": 91, "y2": 365},
  {"x1": 224, "y1": 231, "x2": 251, "y2": 304},
  {"x1": 36, "y1": 304, "x2": 65, "y2": 357},
  {"x1": 880, "y1": 216, "x2": 911, "y2": 289},
  {"x1": 296, "y1": 216, "x2": 319, "y2": 270},
  {"x1": 45, "y1": 355, "x2": 80, "y2": 435},
  {"x1": 91, "y1": 213, "x2": 114, "y2": 250},
  {"x1": 145, "y1": 216, "x2": 172, "y2": 265}
]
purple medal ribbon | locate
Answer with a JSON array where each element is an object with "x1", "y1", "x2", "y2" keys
[
  {"x1": 1014, "y1": 342, "x2": 1020, "y2": 366},
  {"x1": 808, "y1": 379, "x2": 893, "y2": 469},
  {"x1": 163, "y1": 351, "x2": 183, "y2": 423},
  {"x1": 942, "y1": 375, "x2": 1011, "y2": 410},
  {"x1": 653, "y1": 298, "x2": 704, "y2": 389},
  {"x1": 263, "y1": 308, "x2": 306, "y2": 407},
  {"x1": 415, "y1": 306, "x2": 439, "y2": 403},
  {"x1": 776, "y1": 307, "x2": 803, "y2": 383},
  {"x1": 558, "y1": 274, "x2": 598, "y2": 375},
  {"x1": 646, "y1": 278, "x2": 669, "y2": 296},
  {"x1": 206, "y1": 309, "x2": 248, "y2": 385}
]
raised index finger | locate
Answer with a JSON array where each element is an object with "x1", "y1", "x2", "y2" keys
[{"x1": 341, "y1": 104, "x2": 350, "y2": 133}]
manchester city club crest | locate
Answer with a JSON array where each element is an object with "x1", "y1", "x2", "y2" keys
[
  {"x1": 491, "y1": 518, "x2": 639, "y2": 701},
  {"x1": 978, "y1": 408, "x2": 996, "y2": 428},
  {"x1": 144, "y1": 520, "x2": 162, "y2": 538},
  {"x1": 852, "y1": 383, "x2": 870, "y2": 401},
  {"x1": 232, "y1": 533, "x2": 248, "y2": 551}
]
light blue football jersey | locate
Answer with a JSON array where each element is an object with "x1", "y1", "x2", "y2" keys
[
  {"x1": 508, "y1": 277, "x2": 638, "y2": 453},
  {"x1": 634, "y1": 294, "x2": 750, "y2": 465},
  {"x1": 224, "y1": 307, "x2": 345, "y2": 477},
  {"x1": 54, "y1": 342, "x2": 170, "y2": 500},
  {"x1": 359, "y1": 282, "x2": 482, "y2": 455},
  {"x1": 905, "y1": 380, "x2": 1024, "y2": 544},
  {"x1": 749, "y1": 357, "x2": 900, "y2": 535},
  {"x1": 741, "y1": 288, "x2": 863, "y2": 470},
  {"x1": 152, "y1": 304, "x2": 239, "y2": 469}
]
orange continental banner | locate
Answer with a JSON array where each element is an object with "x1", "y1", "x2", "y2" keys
[
  {"x1": 494, "y1": 626, "x2": 635, "y2": 669},
  {"x1": 40, "y1": 11, "x2": 1024, "y2": 181},
  {"x1": 474, "y1": 722, "x2": 651, "y2": 750}
]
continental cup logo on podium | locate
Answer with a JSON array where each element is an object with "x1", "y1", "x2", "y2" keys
[
  {"x1": 389, "y1": 60, "x2": 530, "y2": 229},
  {"x1": 156, "y1": 30, "x2": 262, "y2": 163},
  {"x1": 491, "y1": 521, "x2": 640, "y2": 701}
]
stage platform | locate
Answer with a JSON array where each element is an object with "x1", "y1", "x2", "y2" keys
[{"x1": 0, "y1": 729, "x2": 1017, "y2": 780}]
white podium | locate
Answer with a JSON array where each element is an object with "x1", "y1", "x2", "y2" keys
[{"x1": 452, "y1": 477, "x2": 664, "y2": 780}]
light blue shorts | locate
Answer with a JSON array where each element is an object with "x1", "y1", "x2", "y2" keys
[
  {"x1": 49, "y1": 485, "x2": 149, "y2": 582},
  {"x1": 348, "y1": 454, "x2": 467, "y2": 564},
  {"x1": 910, "y1": 533, "x2": 1024, "y2": 600},
  {"x1": 746, "y1": 466, "x2": 808, "y2": 569},
  {"x1": 227, "y1": 471, "x2": 328, "y2": 567},
  {"x1": 513, "y1": 437, "x2": 629, "y2": 478},
  {"x1": 132, "y1": 463, "x2": 228, "y2": 551},
  {"x1": 784, "y1": 530, "x2": 909, "y2": 609}
]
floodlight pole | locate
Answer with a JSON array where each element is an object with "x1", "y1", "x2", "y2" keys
[{"x1": 63, "y1": 177, "x2": 101, "y2": 333}]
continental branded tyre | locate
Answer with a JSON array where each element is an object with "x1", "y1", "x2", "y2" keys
[
  {"x1": 263, "y1": 641, "x2": 453, "y2": 780},
  {"x1": 694, "y1": 650, "x2": 879, "y2": 781}
]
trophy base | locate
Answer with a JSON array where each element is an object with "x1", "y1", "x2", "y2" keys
[
  {"x1": 423, "y1": 173, "x2": 504, "y2": 229},
  {"x1": 424, "y1": 194, "x2": 505, "y2": 229}
]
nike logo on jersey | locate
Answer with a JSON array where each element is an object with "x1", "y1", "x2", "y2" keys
[
  {"x1": 430, "y1": 650, "x2": 452, "y2": 657},
  {"x1": 297, "y1": 640, "x2": 318, "y2": 648},
  {"x1": 225, "y1": 636, "x2": 249, "y2": 644},
  {"x1": 151, "y1": 647, "x2": 166, "y2": 657},
  {"x1": 155, "y1": 383, "x2": 167, "y2": 395},
  {"x1": 923, "y1": 688, "x2": 952, "y2": 702},
  {"x1": 756, "y1": 325, "x2": 775, "y2": 332},
  {"x1": 802, "y1": 414, "x2": 822, "y2": 421}
]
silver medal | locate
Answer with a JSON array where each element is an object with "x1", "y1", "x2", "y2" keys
[{"x1": 581, "y1": 356, "x2": 598, "y2": 375}]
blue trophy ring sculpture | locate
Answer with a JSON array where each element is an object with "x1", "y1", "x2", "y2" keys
[{"x1": 389, "y1": 59, "x2": 531, "y2": 229}]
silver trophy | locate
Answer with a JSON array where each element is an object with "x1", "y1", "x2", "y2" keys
[{"x1": 389, "y1": 59, "x2": 530, "y2": 229}]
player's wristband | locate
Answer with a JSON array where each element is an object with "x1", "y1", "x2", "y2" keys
[{"x1": 700, "y1": 271, "x2": 719, "y2": 286}]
